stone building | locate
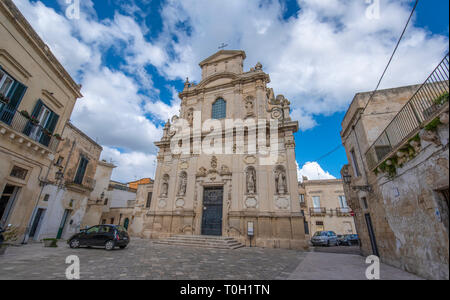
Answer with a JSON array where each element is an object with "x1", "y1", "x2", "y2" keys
[
  {"x1": 99, "y1": 179, "x2": 139, "y2": 231},
  {"x1": 32, "y1": 122, "x2": 103, "y2": 241},
  {"x1": 142, "y1": 50, "x2": 307, "y2": 249},
  {"x1": 340, "y1": 55, "x2": 449, "y2": 280},
  {"x1": 0, "y1": 0, "x2": 82, "y2": 241},
  {"x1": 298, "y1": 178, "x2": 356, "y2": 237}
]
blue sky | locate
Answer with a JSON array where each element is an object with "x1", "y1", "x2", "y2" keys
[{"x1": 14, "y1": 0, "x2": 449, "y2": 181}]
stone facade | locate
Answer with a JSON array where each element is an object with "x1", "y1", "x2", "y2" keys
[
  {"x1": 36, "y1": 122, "x2": 103, "y2": 240},
  {"x1": 140, "y1": 50, "x2": 307, "y2": 250},
  {"x1": 298, "y1": 178, "x2": 356, "y2": 237},
  {"x1": 0, "y1": 0, "x2": 82, "y2": 241},
  {"x1": 341, "y1": 83, "x2": 449, "y2": 280}
]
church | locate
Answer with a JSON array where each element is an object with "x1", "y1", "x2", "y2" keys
[{"x1": 141, "y1": 50, "x2": 308, "y2": 249}]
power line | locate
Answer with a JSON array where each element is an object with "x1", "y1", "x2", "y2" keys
[
  {"x1": 363, "y1": 0, "x2": 420, "y2": 111},
  {"x1": 313, "y1": 144, "x2": 342, "y2": 162}
]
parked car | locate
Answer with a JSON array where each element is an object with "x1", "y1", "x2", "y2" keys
[
  {"x1": 340, "y1": 234, "x2": 359, "y2": 246},
  {"x1": 311, "y1": 231, "x2": 338, "y2": 247},
  {"x1": 336, "y1": 234, "x2": 345, "y2": 245},
  {"x1": 67, "y1": 225, "x2": 130, "y2": 250}
]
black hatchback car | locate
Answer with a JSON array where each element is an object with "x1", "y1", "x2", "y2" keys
[{"x1": 68, "y1": 225, "x2": 130, "y2": 250}]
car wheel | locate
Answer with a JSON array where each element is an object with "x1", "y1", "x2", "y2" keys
[
  {"x1": 69, "y1": 239, "x2": 80, "y2": 249},
  {"x1": 105, "y1": 240, "x2": 115, "y2": 251}
]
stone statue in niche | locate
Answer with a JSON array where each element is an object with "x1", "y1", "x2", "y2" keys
[
  {"x1": 245, "y1": 98, "x2": 255, "y2": 117},
  {"x1": 160, "y1": 175, "x2": 169, "y2": 198},
  {"x1": 178, "y1": 172, "x2": 187, "y2": 196},
  {"x1": 186, "y1": 108, "x2": 194, "y2": 126},
  {"x1": 275, "y1": 167, "x2": 287, "y2": 195},
  {"x1": 211, "y1": 156, "x2": 218, "y2": 169},
  {"x1": 246, "y1": 167, "x2": 256, "y2": 195}
]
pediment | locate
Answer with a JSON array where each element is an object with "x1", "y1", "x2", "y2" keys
[
  {"x1": 197, "y1": 72, "x2": 238, "y2": 89},
  {"x1": 199, "y1": 50, "x2": 246, "y2": 66}
]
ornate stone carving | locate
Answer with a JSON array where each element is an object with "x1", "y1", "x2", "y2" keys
[
  {"x1": 274, "y1": 166, "x2": 287, "y2": 195},
  {"x1": 274, "y1": 195, "x2": 290, "y2": 210},
  {"x1": 158, "y1": 199, "x2": 167, "y2": 208},
  {"x1": 220, "y1": 165, "x2": 231, "y2": 176},
  {"x1": 255, "y1": 62, "x2": 263, "y2": 71},
  {"x1": 245, "y1": 196, "x2": 258, "y2": 209},
  {"x1": 211, "y1": 156, "x2": 218, "y2": 169},
  {"x1": 185, "y1": 108, "x2": 194, "y2": 126},
  {"x1": 197, "y1": 167, "x2": 207, "y2": 177},
  {"x1": 245, "y1": 97, "x2": 255, "y2": 117},
  {"x1": 175, "y1": 198, "x2": 185, "y2": 208},
  {"x1": 271, "y1": 108, "x2": 283, "y2": 120},
  {"x1": 246, "y1": 167, "x2": 257, "y2": 195},
  {"x1": 177, "y1": 172, "x2": 187, "y2": 196},
  {"x1": 244, "y1": 155, "x2": 257, "y2": 165}
]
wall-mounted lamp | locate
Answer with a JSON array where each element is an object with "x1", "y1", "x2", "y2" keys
[{"x1": 342, "y1": 169, "x2": 373, "y2": 193}]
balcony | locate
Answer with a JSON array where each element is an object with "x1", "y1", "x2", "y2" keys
[
  {"x1": 366, "y1": 53, "x2": 449, "y2": 171},
  {"x1": 336, "y1": 207, "x2": 352, "y2": 217},
  {"x1": 0, "y1": 104, "x2": 60, "y2": 153},
  {"x1": 310, "y1": 207, "x2": 327, "y2": 216}
]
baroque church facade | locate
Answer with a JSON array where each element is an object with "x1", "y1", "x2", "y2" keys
[{"x1": 141, "y1": 50, "x2": 308, "y2": 249}]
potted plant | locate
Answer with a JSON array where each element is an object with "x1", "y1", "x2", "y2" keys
[
  {"x1": 42, "y1": 238, "x2": 58, "y2": 248},
  {"x1": 53, "y1": 133, "x2": 64, "y2": 141},
  {"x1": 0, "y1": 225, "x2": 18, "y2": 255},
  {"x1": 20, "y1": 110, "x2": 31, "y2": 119},
  {"x1": 30, "y1": 116, "x2": 39, "y2": 125}
]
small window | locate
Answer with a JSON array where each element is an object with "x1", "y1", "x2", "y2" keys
[
  {"x1": 316, "y1": 221, "x2": 324, "y2": 226},
  {"x1": 104, "y1": 198, "x2": 108, "y2": 205},
  {"x1": 338, "y1": 195, "x2": 348, "y2": 208},
  {"x1": 350, "y1": 149, "x2": 361, "y2": 177},
  {"x1": 74, "y1": 156, "x2": 89, "y2": 184},
  {"x1": 212, "y1": 98, "x2": 226, "y2": 119},
  {"x1": 110, "y1": 218, "x2": 115, "y2": 224},
  {"x1": 101, "y1": 219, "x2": 106, "y2": 225},
  {"x1": 312, "y1": 196, "x2": 321, "y2": 208},
  {"x1": 0, "y1": 70, "x2": 14, "y2": 96},
  {"x1": 10, "y1": 166, "x2": 28, "y2": 180},
  {"x1": 361, "y1": 197, "x2": 368, "y2": 209},
  {"x1": 56, "y1": 157, "x2": 64, "y2": 166},
  {"x1": 299, "y1": 194, "x2": 305, "y2": 203},
  {"x1": 43, "y1": 194, "x2": 50, "y2": 202}
]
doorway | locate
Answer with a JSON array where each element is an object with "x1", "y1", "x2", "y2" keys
[
  {"x1": 56, "y1": 209, "x2": 71, "y2": 239},
  {"x1": 0, "y1": 184, "x2": 19, "y2": 225},
  {"x1": 201, "y1": 187, "x2": 223, "y2": 236},
  {"x1": 29, "y1": 208, "x2": 46, "y2": 239},
  {"x1": 365, "y1": 213, "x2": 379, "y2": 257}
]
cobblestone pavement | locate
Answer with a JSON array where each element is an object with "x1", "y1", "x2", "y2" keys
[
  {"x1": 0, "y1": 239, "x2": 423, "y2": 280},
  {"x1": 312, "y1": 245, "x2": 362, "y2": 255},
  {"x1": 0, "y1": 239, "x2": 305, "y2": 280}
]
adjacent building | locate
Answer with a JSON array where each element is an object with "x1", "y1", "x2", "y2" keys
[
  {"x1": 340, "y1": 54, "x2": 449, "y2": 280},
  {"x1": 0, "y1": 0, "x2": 82, "y2": 241},
  {"x1": 299, "y1": 177, "x2": 356, "y2": 237},
  {"x1": 142, "y1": 50, "x2": 307, "y2": 249}
]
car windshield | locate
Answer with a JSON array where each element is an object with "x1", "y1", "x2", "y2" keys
[{"x1": 116, "y1": 226, "x2": 127, "y2": 233}]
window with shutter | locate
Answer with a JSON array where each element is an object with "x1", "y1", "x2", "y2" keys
[
  {"x1": 0, "y1": 67, "x2": 27, "y2": 125},
  {"x1": 74, "y1": 156, "x2": 89, "y2": 185}
]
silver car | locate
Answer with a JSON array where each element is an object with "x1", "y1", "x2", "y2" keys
[{"x1": 311, "y1": 231, "x2": 338, "y2": 247}]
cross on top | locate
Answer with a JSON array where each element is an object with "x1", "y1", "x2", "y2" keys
[{"x1": 218, "y1": 43, "x2": 228, "y2": 50}]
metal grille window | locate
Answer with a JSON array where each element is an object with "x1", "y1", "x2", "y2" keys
[
  {"x1": 10, "y1": 166, "x2": 28, "y2": 180},
  {"x1": 146, "y1": 192, "x2": 153, "y2": 208},
  {"x1": 212, "y1": 98, "x2": 226, "y2": 119}
]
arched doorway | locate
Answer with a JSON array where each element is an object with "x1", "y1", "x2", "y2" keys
[{"x1": 123, "y1": 218, "x2": 129, "y2": 230}]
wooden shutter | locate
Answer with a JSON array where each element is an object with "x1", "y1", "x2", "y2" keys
[
  {"x1": 40, "y1": 110, "x2": 59, "y2": 146},
  {"x1": 0, "y1": 80, "x2": 27, "y2": 125},
  {"x1": 22, "y1": 99, "x2": 43, "y2": 136},
  {"x1": 74, "y1": 157, "x2": 89, "y2": 185}
]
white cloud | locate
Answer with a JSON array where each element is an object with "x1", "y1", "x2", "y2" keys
[
  {"x1": 157, "y1": 0, "x2": 448, "y2": 129},
  {"x1": 101, "y1": 146, "x2": 157, "y2": 183},
  {"x1": 297, "y1": 162, "x2": 336, "y2": 181}
]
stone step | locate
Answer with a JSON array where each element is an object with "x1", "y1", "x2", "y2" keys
[{"x1": 153, "y1": 235, "x2": 244, "y2": 250}]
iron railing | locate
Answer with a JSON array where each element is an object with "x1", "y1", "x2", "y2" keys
[
  {"x1": 365, "y1": 53, "x2": 449, "y2": 170},
  {"x1": 336, "y1": 207, "x2": 351, "y2": 217},
  {"x1": 310, "y1": 207, "x2": 327, "y2": 216},
  {"x1": 0, "y1": 102, "x2": 60, "y2": 151}
]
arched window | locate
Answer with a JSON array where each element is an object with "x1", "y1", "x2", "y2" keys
[{"x1": 212, "y1": 98, "x2": 226, "y2": 119}]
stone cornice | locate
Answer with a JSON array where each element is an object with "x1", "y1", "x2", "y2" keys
[
  {"x1": 0, "y1": 48, "x2": 32, "y2": 79},
  {"x1": 0, "y1": 0, "x2": 82, "y2": 98},
  {"x1": 179, "y1": 71, "x2": 270, "y2": 99}
]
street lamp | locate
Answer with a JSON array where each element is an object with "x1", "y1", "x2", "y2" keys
[{"x1": 342, "y1": 169, "x2": 372, "y2": 193}]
